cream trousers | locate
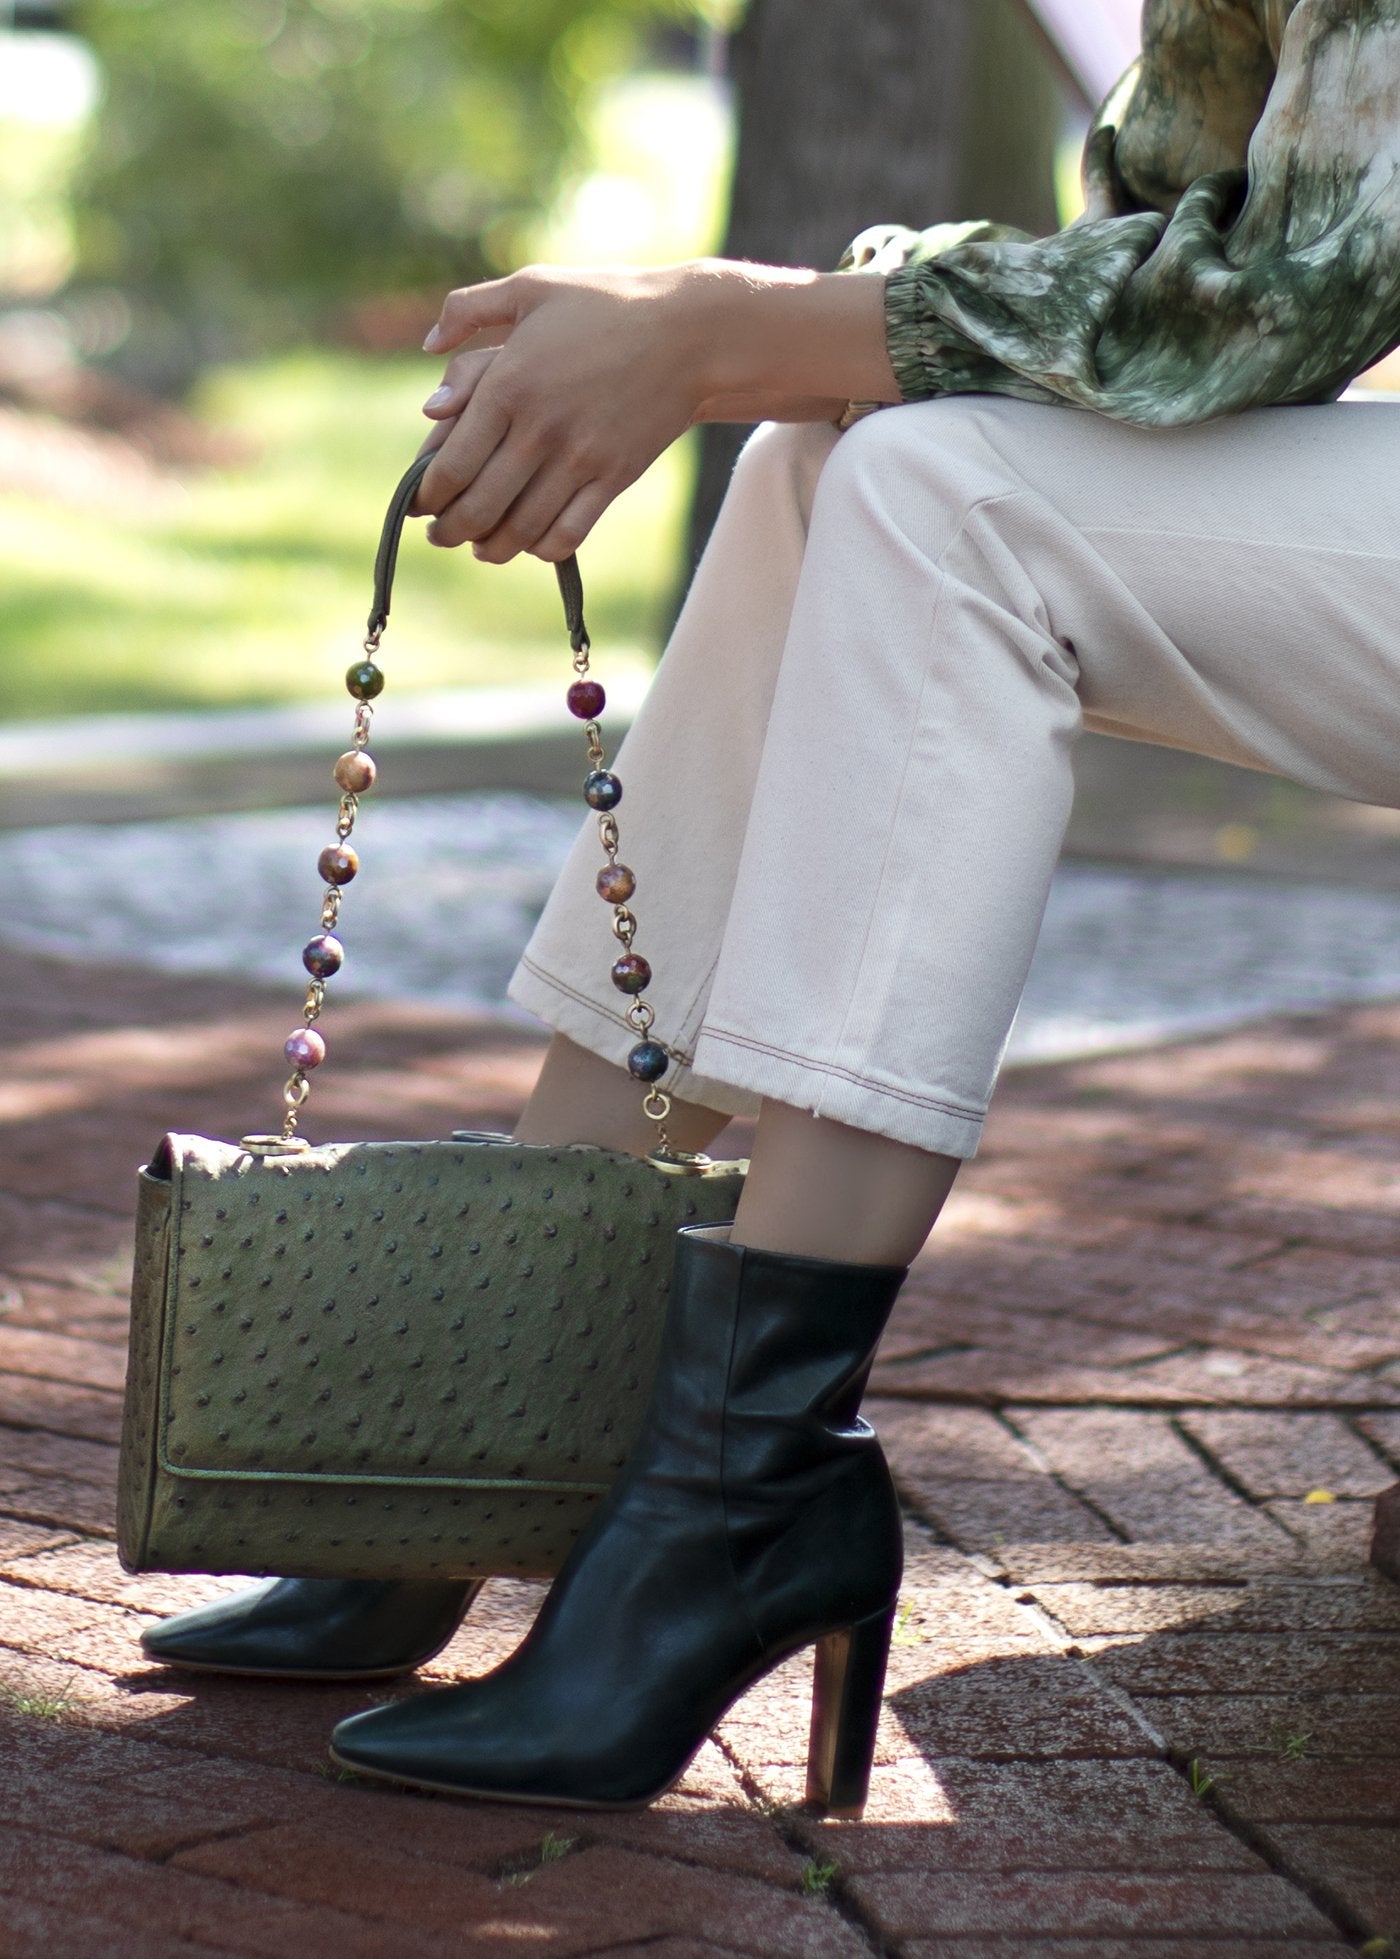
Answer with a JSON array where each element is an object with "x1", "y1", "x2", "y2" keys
[{"x1": 509, "y1": 395, "x2": 1400, "y2": 1158}]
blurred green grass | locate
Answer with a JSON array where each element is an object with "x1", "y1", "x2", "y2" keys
[{"x1": 1, "y1": 349, "x2": 689, "y2": 721}]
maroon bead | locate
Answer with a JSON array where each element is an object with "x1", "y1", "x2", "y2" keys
[
  {"x1": 303, "y1": 933, "x2": 344, "y2": 980},
  {"x1": 611, "y1": 953, "x2": 651, "y2": 996},
  {"x1": 567, "y1": 679, "x2": 606, "y2": 720},
  {"x1": 318, "y1": 843, "x2": 360, "y2": 886},
  {"x1": 284, "y1": 1027, "x2": 326, "y2": 1070},
  {"x1": 596, "y1": 862, "x2": 636, "y2": 904},
  {"x1": 334, "y1": 750, "x2": 377, "y2": 794}
]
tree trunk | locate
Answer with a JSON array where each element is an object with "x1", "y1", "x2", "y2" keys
[{"x1": 679, "y1": 0, "x2": 1064, "y2": 598}]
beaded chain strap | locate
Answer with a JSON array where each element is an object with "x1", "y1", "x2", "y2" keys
[{"x1": 242, "y1": 452, "x2": 676, "y2": 1160}]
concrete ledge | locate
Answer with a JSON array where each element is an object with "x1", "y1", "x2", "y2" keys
[
  {"x1": 0, "y1": 680, "x2": 650, "y2": 827},
  {"x1": 0, "y1": 730, "x2": 592, "y2": 827},
  {"x1": 9, "y1": 711, "x2": 1400, "y2": 896}
]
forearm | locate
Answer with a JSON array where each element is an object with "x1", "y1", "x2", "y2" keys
[{"x1": 682, "y1": 260, "x2": 900, "y2": 420}]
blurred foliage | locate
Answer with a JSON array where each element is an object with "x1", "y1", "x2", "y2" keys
[
  {"x1": 0, "y1": 348, "x2": 688, "y2": 718},
  {"x1": 0, "y1": 116, "x2": 85, "y2": 297},
  {"x1": 67, "y1": 0, "x2": 714, "y2": 387}
]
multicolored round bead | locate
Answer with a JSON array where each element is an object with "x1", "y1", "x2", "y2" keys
[
  {"x1": 302, "y1": 933, "x2": 344, "y2": 979},
  {"x1": 611, "y1": 953, "x2": 651, "y2": 995},
  {"x1": 334, "y1": 750, "x2": 377, "y2": 794},
  {"x1": 284, "y1": 1027, "x2": 326, "y2": 1070},
  {"x1": 627, "y1": 1041, "x2": 668, "y2": 1083},
  {"x1": 346, "y1": 661, "x2": 384, "y2": 702},
  {"x1": 596, "y1": 862, "x2": 636, "y2": 903},
  {"x1": 318, "y1": 843, "x2": 359, "y2": 886},
  {"x1": 567, "y1": 680, "x2": 606, "y2": 720},
  {"x1": 584, "y1": 770, "x2": 622, "y2": 812}
]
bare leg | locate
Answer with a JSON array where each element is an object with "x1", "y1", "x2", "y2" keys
[
  {"x1": 513, "y1": 1033, "x2": 959, "y2": 1266},
  {"x1": 730, "y1": 1098, "x2": 958, "y2": 1266}
]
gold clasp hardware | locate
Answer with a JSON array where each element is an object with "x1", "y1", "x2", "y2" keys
[
  {"x1": 240, "y1": 1134, "x2": 312, "y2": 1158},
  {"x1": 648, "y1": 1147, "x2": 713, "y2": 1175}
]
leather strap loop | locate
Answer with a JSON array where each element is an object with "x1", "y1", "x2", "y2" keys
[
  {"x1": 555, "y1": 554, "x2": 589, "y2": 654},
  {"x1": 369, "y1": 449, "x2": 589, "y2": 651},
  {"x1": 368, "y1": 451, "x2": 432, "y2": 638}
]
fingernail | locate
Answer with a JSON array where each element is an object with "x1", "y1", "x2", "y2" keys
[
  {"x1": 422, "y1": 385, "x2": 453, "y2": 414},
  {"x1": 422, "y1": 324, "x2": 445, "y2": 352}
]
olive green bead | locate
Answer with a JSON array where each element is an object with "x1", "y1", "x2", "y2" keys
[{"x1": 346, "y1": 661, "x2": 385, "y2": 702}]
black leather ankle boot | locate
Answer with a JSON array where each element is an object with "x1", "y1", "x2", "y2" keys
[
  {"x1": 140, "y1": 1578, "x2": 484, "y2": 1681},
  {"x1": 329, "y1": 1224, "x2": 908, "y2": 1813}
]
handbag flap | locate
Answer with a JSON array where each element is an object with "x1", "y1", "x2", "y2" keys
[{"x1": 152, "y1": 1133, "x2": 743, "y2": 1494}]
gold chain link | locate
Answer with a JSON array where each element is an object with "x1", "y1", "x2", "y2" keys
[
  {"x1": 271, "y1": 567, "x2": 678, "y2": 1154},
  {"x1": 571, "y1": 624, "x2": 672, "y2": 1154},
  {"x1": 276, "y1": 636, "x2": 380, "y2": 1142}
]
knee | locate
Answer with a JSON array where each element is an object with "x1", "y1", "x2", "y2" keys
[
  {"x1": 725, "y1": 419, "x2": 842, "y2": 523},
  {"x1": 831, "y1": 396, "x2": 991, "y2": 473},
  {"x1": 813, "y1": 398, "x2": 1012, "y2": 555}
]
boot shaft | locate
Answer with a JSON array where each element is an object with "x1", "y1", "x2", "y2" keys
[
  {"x1": 634, "y1": 1225, "x2": 909, "y2": 1642},
  {"x1": 643, "y1": 1223, "x2": 905, "y2": 1453}
]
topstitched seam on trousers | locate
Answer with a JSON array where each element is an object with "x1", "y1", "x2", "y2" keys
[
  {"x1": 699, "y1": 1026, "x2": 986, "y2": 1119},
  {"x1": 516, "y1": 953, "x2": 700, "y2": 1068},
  {"x1": 675, "y1": 948, "x2": 725, "y2": 1056},
  {"x1": 1079, "y1": 525, "x2": 1400, "y2": 563},
  {"x1": 817, "y1": 490, "x2": 1012, "y2": 1096},
  {"x1": 528, "y1": 936, "x2": 728, "y2": 1065}
]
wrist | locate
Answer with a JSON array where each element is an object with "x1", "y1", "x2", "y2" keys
[{"x1": 679, "y1": 259, "x2": 900, "y2": 411}]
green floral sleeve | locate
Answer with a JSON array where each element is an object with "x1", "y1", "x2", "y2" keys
[{"x1": 858, "y1": 0, "x2": 1400, "y2": 427}]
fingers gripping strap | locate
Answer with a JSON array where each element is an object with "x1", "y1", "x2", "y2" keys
[{"x1": 368, "y1": 450, "x2": 588, "y2": 648}]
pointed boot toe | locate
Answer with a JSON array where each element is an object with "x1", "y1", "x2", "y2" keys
[
  {"x1": 327, "y1": 1225, "x2": 908, "y2": 1815},
  {"x1": 329, "y1": 1674, "x2": 674, "y2": 1808},
  {"x1": 141, "y1": 1577, "x2": 484, "y2": 1681},
  {"x1": 329, "y1": 1689, "x2": 505, "y2": 1799}
]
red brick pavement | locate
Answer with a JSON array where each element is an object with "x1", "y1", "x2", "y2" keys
[{"x1": 0, "y1": 944, "x2": 1397, "y2": 1957}]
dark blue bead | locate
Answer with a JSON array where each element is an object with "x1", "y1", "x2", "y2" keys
[
  {"x1": 584, "y1": 770, "x2": 622, "y2": 811},
  {"x1": 627, "y1": 1041, "x2": 668, "y2": 1084}
]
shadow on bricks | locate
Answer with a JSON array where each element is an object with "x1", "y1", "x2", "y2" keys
[{"x1": 1, "y1": 947, "x2": 1399, "y2": 1956}]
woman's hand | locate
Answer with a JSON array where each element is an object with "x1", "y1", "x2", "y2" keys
[{"x1": 414, "y1": 258, "x2": 897, "y2": 563}]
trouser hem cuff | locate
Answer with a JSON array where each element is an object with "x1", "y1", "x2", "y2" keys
[
  {"x1": 506, "y1": 958, "x2": 763, "y2": 1121},
  {"x1": 691, "y1": 1029, "x2": 986, "y2": 1159}
]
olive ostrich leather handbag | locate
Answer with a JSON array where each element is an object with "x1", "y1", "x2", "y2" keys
[{"x1": 118, "y1": 456, "x2": 746, "y2": 1584}]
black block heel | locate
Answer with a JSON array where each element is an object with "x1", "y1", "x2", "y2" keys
[{"x1": 806, "y1": 1605, "x2": 895, "y2": 1818}]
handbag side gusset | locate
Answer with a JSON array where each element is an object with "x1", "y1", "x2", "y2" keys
[{"x1": 116, "y1": 1150, "x2": 178, "y2": 1571}]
